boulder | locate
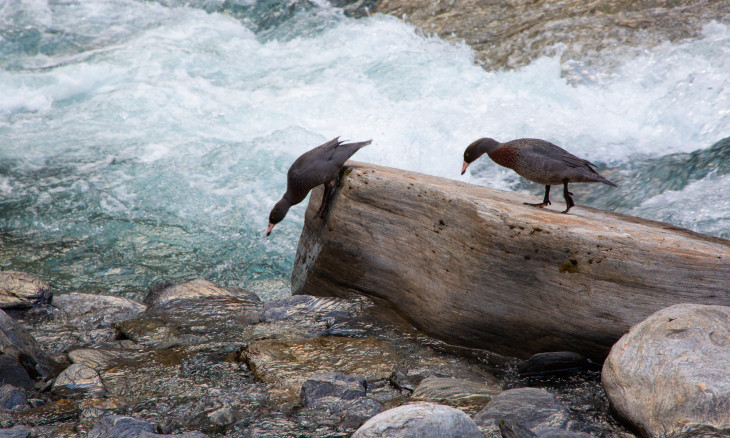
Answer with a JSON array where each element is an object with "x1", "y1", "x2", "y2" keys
[
  {"x1": 52, "y1": 363, "x2": 104, "y2": 395},
  {"x1": 53, "y1": 292, "x2": 146, "y2": 329},
  {"x1": 87, "y1": 414, "x2": 207, "y2": 438},
  {"x1": 411, "y1": 376, "x2": 500, "y2": 410},
  {"x1": 473, "y1": 387, "x2": 570, "y2": 435},
  {"x1": 115, "y1": 279, "x2": 263, "y2": 348},
  {"x1": 0, "y1": 271, "x2": 51, "y2": 309},
  {"x1": 0, "y1": 427, "x2": 31, "y2": 438},
  {"x1": 352, "y1": 402, "x2": 482, "y2": 438},
  {"x1": 602, "y1": 304, "x2": 730, "y2": 437},
  {"x1": 242, "y1": 336, "x2": 401, "y2": 400},
  {"x1": 0, "y1": 385, "x2": 28, "y2": 412},
  {"x1": 300, "y1": 372, "x2": 367, "y2": 405},
  {"x1": 292, "y1": 162, "x2": 730, "y2": 360},
  {"x1": 0, "y1": 309, "x2": 59, "y2": 380}
]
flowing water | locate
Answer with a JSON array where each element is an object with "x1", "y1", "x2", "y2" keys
[{"x1": 1, "y1": 0, "x2": 728, "y2": 301}]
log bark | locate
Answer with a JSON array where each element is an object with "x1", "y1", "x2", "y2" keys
[{"x1": 292, "y1": 162, "x2": 730, "y2": 361}]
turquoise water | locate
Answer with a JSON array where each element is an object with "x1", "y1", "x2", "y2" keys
[{"x1": 1, "y1": 1, "x2": 728, "y2": 300}]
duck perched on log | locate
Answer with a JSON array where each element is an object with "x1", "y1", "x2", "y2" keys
[{"x1": 462, "y1": 137, "x2": 617, "y2": 213}]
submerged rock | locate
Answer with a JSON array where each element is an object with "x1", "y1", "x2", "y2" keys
[
  {"x1": 352, "y1": 402, "x2": 482, "y2": 438},
  {"x1": 0, "y1": 271, "x2": 51, "y2": 310},
  {"x1": 243, "y1": 336, "x2": 401, "y2": 400},
  {"x1": 411, "y1": 376, "x2": 500, "y2": 411},
  {"x1": 474, "y1": 387, "x2": 571, "y2": 436},
  {"x1": 300, "y1": 373, "x2": 368, "y2": 405},
  {"x1": 0, "y1": 427, "x2": 31, "y2": 438},
  {"x1": 115, "y1": 279, "x2": 263, "y2": 348},
  {"x1": 602, "y1": 304, "x2": 730, "y2": 437},
  {"x1": 517, "y1": 352, "x2": 597, "y2": 377}
]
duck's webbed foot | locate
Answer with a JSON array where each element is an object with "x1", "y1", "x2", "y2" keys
[
  {"x1": 561, "y1": 180, "x2": 575, "y2": 214},
  {"x1": 524, "y1": 185, "x2": 552, "y2": 208},
  {"x1": 317, "y1": 181, "x2": 335, "y2": 219}
]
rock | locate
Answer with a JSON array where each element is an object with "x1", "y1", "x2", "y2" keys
[
  {"x1": 52, "y1": 363, "x2": 104, "y2": 395},
  {"x1": 300, "y1": 372, "x2": 367, "y2": 405},
  {"x1": 68, "y1": 348, "x2": 130, "y2": 371},
  {"x1": 474, "y1": 387, "x2": 571, "y2": 436},
  {"x1": 0, "y1": 271, "x2": 52, "y2": 310},
  {"x1": 291, "y1": 162, "x2": 730, "y2": 361},
  {"x1": 411, "y1": 376, "x2": 500, "y2": 410},
  {"x1": 602, "y1": 304, "x2": 730, "y2": 437},
  {"x1": 87, "y1": 414, "x2": 207, "y2": 438},
  {"x1": 499, "y1": 420, "x2": 538, "y2": 438},
  {"x1": 242, "y1": 336, "x2": 401, "y2": 400},
  {"x1": 373, "y1": 0, "x2": 730, "y2": 72},
  {"x1": 0, "y1": 427, "x2": 31, "y2": 438},
  {"x1": 352, "y1": 402, "x2": 482, "y2": 438},
  {"x1": 0, "y1": 384, "x2": 28, "y2": 412},
  {"x1": 0, "y1": 309, "x2": 59, "y2": 380},
  {"x1": 261, "y1": 294, "x2": 368, "y2": 323},
  {"x1": 534, "y1": 428, "x2": 595, "y2": 438},
  {"x1": 0, "y1": 356, "x2": 33, "y2": 389},
  {"x1": 517, "y1": 352, "x2": 597, "y2": 377},
  {"x1": 115, "y1": 279, "x2": 263, "y2": 348},
  {"x1": 53, "y1": 292, "x2": 146, "y2": 329},
  {"x1": 390, "y1": 355, "x2": 498, "y2": 392}
]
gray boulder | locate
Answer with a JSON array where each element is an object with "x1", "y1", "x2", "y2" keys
[
  {"x1": 53, "y1": 292, "x2": 146, "y2": 329},
  {"x1": 0, "y1": 385, "x2": 28, "y2": 412},
  {"x1": 301, "y1": 372, "x2": 367, "y2": 405},
  {"x1": 0, "y1": 427, "x2": 31, "y2": 438},
  {"x1": 473, "y1": 387, "x2": 570, "y2": 436},
  {"x1": 0, "y1": 309, "x2": 58, "y2": 380},
  {"x1": 52, "y1": 363, "x2": 104, "y2": 395},
  {"x1": 0, "y1": 271, "x2": 51, "y2": 309},
  {"x1": 411, "y1": 376, "x2": 500, "y2": 409},
  {"x1": 88, "y1": 414, "x2": 207, "y2": 438},
  {"x1": 352, "y1": 402, "x2": 482, "y2": 438},
  {"x1": 602, "y1": 304, "x2": 730, "y2": 437}
]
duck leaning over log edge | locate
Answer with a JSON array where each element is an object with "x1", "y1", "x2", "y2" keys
[{"x1": 266, "y1": 135, "x2": 617, "y2": 235}]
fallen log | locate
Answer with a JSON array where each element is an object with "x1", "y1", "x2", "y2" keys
[{"x1": 291, "y1": 162, "x2": 730, "y2": 361}]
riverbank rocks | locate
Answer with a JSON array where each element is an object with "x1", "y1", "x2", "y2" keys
[
  {"x1": 115, "y1": 279, "x2": 263, "y2": 348},
  {"x1": 473, "y1": 387, "x2": 571, "y2": 437},
  {"x1": 0, "y1": 271, "x2": 51, "y2": 310},
  {"x1": 602, "y1": 304, "x2": 730, "y2": 437},
  {"x1": 352, "y1": 402, "x2": 482, "y2": 438},
  {"x1": 52, "y1": 364, "x2": 104, "y2": 396},
  {"x1": 0, "y1": 310, "x2": 58, "y2": 382},
  {"x1": 411, "y1": 377, "x2": 500, "y2": 412},
  {"x1": 87, "y1": 414, "x2": 207, "y2": 438},
  {"x1": 242, "y1": 336, "x2": 401, "y2": 401}
]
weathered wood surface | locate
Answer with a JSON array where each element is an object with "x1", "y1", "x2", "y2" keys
[{"x1": 292, "y1": 162, "x2": 730, "y2": 361}]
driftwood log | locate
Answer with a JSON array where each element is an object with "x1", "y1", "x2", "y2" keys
[{"x1": 291, "y1": 162, "x2": 730, "y2": 361}]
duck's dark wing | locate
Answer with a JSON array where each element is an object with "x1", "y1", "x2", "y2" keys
[
  {"x1": 286, "y1": 137, "x2": 370, "y2": 203},
  {"x1": 519, "y1": 138, "x2": 599, "y2": 174}
]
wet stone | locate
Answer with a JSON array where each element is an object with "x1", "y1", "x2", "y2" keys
[
  {"x1": 517, "y1": 352, "x2": 597, "y2": 377},
  {"x1": 0, "y1": 271, "x2": 52, "y2": 310},
  {"x1": 352, "y1": 402, "x2": 482, "y2": 438},
  {"x1": 52, "y1": 293, "x2": 146, "y2": 329},
  {"x1": 243, "y1": 336, "x2": 401, "y2": 399},
  {"x1": 87, "y1": 414, "x2": 207, "y2": 438},
  {"x1": 474, "y1": 388, "x2": 571, "y2": 437},
  {"x1": 391, "y1": 355, "x2": 498, "y2": 392},
  {"x1": 52, "y1": 364, "x2": 104, "y2": 396},
  {"x1": 411, "y1": 376, "x2": 501, "y2": 412},
  {"x1": 115, "y1": 279, "x2": 263, "y2": 349},
  {"x1": 0, "y1": 385, "x2": 28, "y2": 412},
  {"x1": 301, "y1": 373, "x2": 367, "y2": 405},
  {"x1": 67, "y1": 348, "x2": 131, "y2": 372},
  {"x1": 0, "y1": 356, "x2": 33, "y2": 390},
  {"x1": 0, "y1": 427, "x2": 32, "y2": 438},
  {"x1": 0, "y1": 310, "x2": 59, "y2": 381}
]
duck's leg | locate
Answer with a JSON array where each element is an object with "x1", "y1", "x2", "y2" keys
[
  {"x1": 524, "y1": 185, "x2": 551, "y2": 208},
  {"x1": 317, "y1": 180, "x2": 334, "y2": 218},
  {"x1": 561, "y1": 179, "x2": 575, "y2": 213}
]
